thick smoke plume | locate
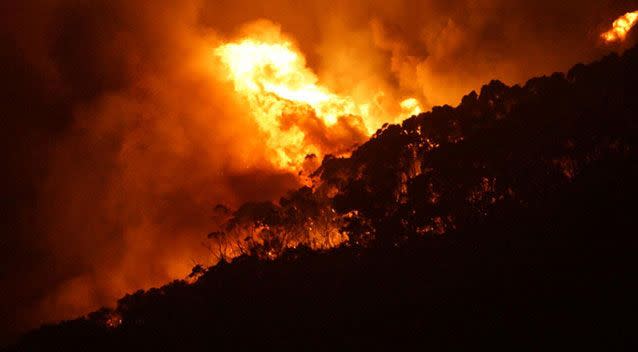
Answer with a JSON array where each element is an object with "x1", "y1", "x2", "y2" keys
[{"x1": 1, "y1": 0, "x2": 635, "y2": 342}]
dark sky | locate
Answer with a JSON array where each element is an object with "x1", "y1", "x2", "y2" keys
[{"x1": 1, "y1": 0, "x2": 636, "y2": 343}]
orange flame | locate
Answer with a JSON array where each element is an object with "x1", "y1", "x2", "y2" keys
[
  {"x1": 215, "y1": 28, "x2": 420, "y2": 171},
  {"x1": 400, "y1": 98, "x2": 422, "y2": 116},
  {"x1": 602, "y1": 11, "x2": 638, "y2": 43}
]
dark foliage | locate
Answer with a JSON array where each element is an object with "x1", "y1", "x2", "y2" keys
[{"x1": 6, "y1": 45, "x2": 638, "y2": 350}]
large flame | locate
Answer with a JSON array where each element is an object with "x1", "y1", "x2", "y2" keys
[
  {"x1": 602, "y1": 11, "x2": 638, "y2": 43},
  {"x1": 215, "y1": 32, "x2": 420, "y2": 171}
]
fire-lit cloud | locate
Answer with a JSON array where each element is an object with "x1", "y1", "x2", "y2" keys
[
  {"x1": 602, "y1": 10, "x2": 638, "y2": 43},
  {"x1": 1, "y1": 0, "x2": 636, "y2": 343}
]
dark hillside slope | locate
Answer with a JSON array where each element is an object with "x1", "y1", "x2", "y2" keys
[{"x1": 7, "y1": 46, "x2": 638, "y2": 350}]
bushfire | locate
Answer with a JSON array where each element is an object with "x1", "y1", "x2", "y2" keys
[
  {"x1": 215, "y1": 29, "x2": 421, "y2": 171},
  {"x1": 602, "y1": 10, "x2": 638, "y2": 43}
]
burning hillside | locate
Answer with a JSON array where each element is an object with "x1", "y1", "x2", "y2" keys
[
  {"x1": 2, "y1": 1, "x2": 638, "y2": 346},
  {"x1": 200, "y1": 38, "x2": 638, "y2": 266},
  {"x1": 9, "y1": 37, "x2": 638, "y2": 350}
]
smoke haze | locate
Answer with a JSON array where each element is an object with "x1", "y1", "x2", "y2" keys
[{"x1": 1, "y1": 0, "x2": 636, "y2": 342}]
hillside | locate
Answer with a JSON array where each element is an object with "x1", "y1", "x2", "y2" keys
[{"x1": 6, "y1": 45, "x2": 638, "y2": 350}]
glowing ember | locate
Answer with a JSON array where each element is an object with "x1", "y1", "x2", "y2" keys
[
  {"x1": 215, "y1": 34, "x2": 419, "y2": 171},
  {"x1": 602, "y1": 11, "x2": 638, "y2": 43},
  {"x1": 105, "y1": 312, "x2": 123, "y2": 329}
]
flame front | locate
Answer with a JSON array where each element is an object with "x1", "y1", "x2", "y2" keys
[
  {"x1": 602, "y1": 11, "x2": 638, "y2": 43},
  {"x1": 215, "y1": 32, "x2": 420, "y2": 172},
  {"x1": 215, "y1": 39, "x2": 362, "y2": 169}
]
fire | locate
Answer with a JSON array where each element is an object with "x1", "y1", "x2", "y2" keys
[
  {"x1": 215, "y1": 32, "x2": 419, "y2": 171},
  {"x1": 400, "y1": 98, "x2": 422, "y2": 116},
  {"x1": 602, "y1": 11, "x2": 638, "y2": 43},
  {"x1": 215, "y1": 39, "x2": 362, "y2": 169}
]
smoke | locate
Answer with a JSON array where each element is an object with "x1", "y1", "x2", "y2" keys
[
  {"x1": 1, "y1": 0, "x2": 301, "y2": 339},
  {"x1": 1, "y1": 0, "x2": 636, "y2": 342}
]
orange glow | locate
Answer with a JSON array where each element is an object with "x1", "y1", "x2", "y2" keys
[
  {"x1": 215, "y1": 29, "x2": 420, "y2": 171},
  {"x1": 602, "y1": 11, "x2": 638, "y2": 43},
  {"x1": 400, "y1": 98, "x2": 422, "y2": 116}
]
